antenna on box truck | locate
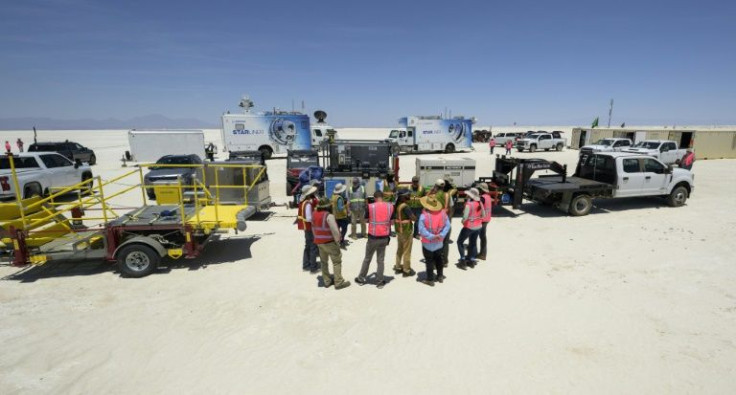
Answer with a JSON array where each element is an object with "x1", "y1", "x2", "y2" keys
[{"x1": 238, "y1": 96, "x2": 254, "y2": 113}]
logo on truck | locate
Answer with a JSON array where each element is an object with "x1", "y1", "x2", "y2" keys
[{"x1": 232, "y1": 129, "x2": 265, "y2": 135}]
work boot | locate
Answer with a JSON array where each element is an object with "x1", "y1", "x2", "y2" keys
[
  {"x1": 393, "y1": 266, "x2": 402, "y2": 274},
  {"x1": 477, "y1": 254, "x2": 486, "y2": 261},
  {"x1": 420, "y1": 279, "x2": 435, "y2": 287},
  {"x1": 376, "y1": 280, "x2": 386, "y2": 289},
  {"x1": 437, "y1": 275, "x2": 445, "y2": 283},
  {"x1": 355, "y1": 276, "x2": 367, "y2": 285},
  {"x1": 335, "y1": 281, "x2": 351, "y2": 290},
  {"x1": 403, "y1": 269, "x2": 416, "y2": 277},
  {"x1": 349, "y1": 234, "x2": 358, "y2": 240}
]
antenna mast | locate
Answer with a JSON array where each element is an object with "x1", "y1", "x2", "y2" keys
[{"x1": 607, "y1": 99, "x2": 614, "y2": 128}]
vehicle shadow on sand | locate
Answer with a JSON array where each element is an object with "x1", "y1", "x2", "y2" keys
[
  {"x1": 2, "y1": 235, "x2": 264, "y2": 283},
  {"x1": 512, "y1": 197, "x2": 674, "y2": 218}
]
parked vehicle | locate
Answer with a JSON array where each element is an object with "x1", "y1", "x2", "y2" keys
[
  {"x1": 622, "y1": 140, "x2": 687, "y2": 165},
  {"x1": 580, "y1": 138, "x2": 633, "y2": 156},
  {"x1": 310, "y1": 111, "x2": 339, "y2": 148},
  {"x1": 390, "y1": 115, "x2": 474, "y2": 153},
  {"x1": 143, "y1": 154, "x2": 203, "y2": 200},
  {"x1": 1, "y1": 152, "x2": 93, "y2": 200},
  {"x1": 28, "y1": 141, "x2": 96, "y2": 165},
  {"x1": 128, "y1": 130, "x2": 206, "y2": 163},
  {"x1": 516, "y1": 132, "x2": 567, "y2": 152},
  {"x1": 487, "y1": 152, "x2": 693, "y2": 216},
  {"x1": 492, "y1": 132, "x2": 523, "y2": 146},
  {"x1": 286, "y1": 149, "x2": 320, "y2": 196}
]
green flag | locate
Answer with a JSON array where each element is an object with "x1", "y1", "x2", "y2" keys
[
  {"x1": 620, "y1": 122, "x2": 626, "y2": 128},
  {"x1": 591, "y1": 117, "x2": 599, "y2": 128}
]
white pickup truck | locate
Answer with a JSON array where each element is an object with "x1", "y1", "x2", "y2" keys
[
  {"x1": 516, "y1": 132, "x2": 567, "y2": 152},
  {"x1": 0, "y1": 153, "x2": 93, "y2": 200},
  {"x1": 579, "y1": 138, "x2": 633, "y2": 156},
  {"x1": 623, "y1": 140, "x2": 687, "y2": 165}
]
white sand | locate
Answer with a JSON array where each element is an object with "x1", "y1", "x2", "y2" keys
[{"x1": 1, "y1": 128, "x2": 735, "y2": 394}]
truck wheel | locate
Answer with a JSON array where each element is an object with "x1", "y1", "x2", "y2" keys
[
  {"x1": 667, "y1": 185, "x2": 688, "y2": 207},
  {"x1": 88, "y1": 154, "x2": 96, "y2": 165},
  {"x1": 23, "y1": 183, "x2": 43, "y2": 199},
  {"x1": 569, "y1": 194, "x2": 592, "y2": 216},
  {"x1": 555, "y1": 143, "x2": 564, "y2": 151},
  {"x1": 117, "y1": 244, "x2": 160, "y2": 278},
  {"x1": 529, "y1": 144, "x2": 537, "y2": 153},
  {"x1": 445, "y1": 143, "x2": 455, "y2": 153},
  {"x1": 517, "y1": 147, "x2": 524, "y2": 152},
  {"x1": 258, "y1": 146, "x2": 273, "y2": 160},
  {"x1": 544, "y1": 148, "x2": 550, "y2": 151}
]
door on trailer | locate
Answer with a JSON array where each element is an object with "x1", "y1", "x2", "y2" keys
[
  {"x1": 641, "y1": 158, "x2": 669, "y2": 195},
  {"x1": 617, "y1": 158, "x2": 646, "y2": 197},
  {"x1": 578, "y1": 130, "x2": 588, "y2": 148},
  {"x1": 634, "y1": 131, "x2": 647, "y2": 143},
  {"x1": 680, "y1": 132, "x2": 693, "y2": 149}
]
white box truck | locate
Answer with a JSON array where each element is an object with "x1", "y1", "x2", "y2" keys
[
  {"x1": 390, "y1": 116, "x2": 475, "y2": 153},
  {"x1": 221, "y1": 97, "x2": 313, "y2": 160},
  {"x1": 128, "y1": 130, "x2": 206, "y2": 162}
]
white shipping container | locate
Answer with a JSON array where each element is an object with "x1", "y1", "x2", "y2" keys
[
  {"x1": 128, "y1": 130, "x2": 206, "y2": 162},
  {"x1": 415, "y1": 157, "x2": 476, "y2": 188}
]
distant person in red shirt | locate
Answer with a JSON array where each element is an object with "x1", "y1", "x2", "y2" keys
[
  {"x1": 489, "y1": 138, "x2": 496, "y2": 154},
  {"x1": 680, "y1": 149, "x2": 695, "y2": 170},
  {"x1": 4, "y1": 141, "x2": 11, "y2": 153},
  {"x1": 505, "y1": 139, "x2": 513, "y2": 155},
  {"x1": 16, "y1": 138, "x2": 24, "y2": 152}
]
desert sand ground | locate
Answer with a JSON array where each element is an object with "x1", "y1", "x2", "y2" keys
[{"x1": 1, "y1": 128, "x2": 735, "y2": 394}]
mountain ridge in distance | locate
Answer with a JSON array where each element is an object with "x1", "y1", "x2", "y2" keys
[{"x1": 0, "y1": 114, "x2": 219, "y2": 130}]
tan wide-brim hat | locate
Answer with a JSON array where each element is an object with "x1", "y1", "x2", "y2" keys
[
  {"x1": 477, "y1": 183, "x2": 489, "y2": 193},
  {"x1": 465, "y1": 188, "x2": 481, "y2": 201},
  {"x1": 420, "y1": 195, "x2": 443, "y2": 211},
  {"x1": 300, "y1": 185, "x2": 318, "y2": 202},
  {"x1": 333, "y1": 183, "x2": 347, "y2": 194}
]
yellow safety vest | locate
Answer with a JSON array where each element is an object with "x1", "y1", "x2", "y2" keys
[{"x1": 331, "y1": 194, "x2": 348, "y2": 219}]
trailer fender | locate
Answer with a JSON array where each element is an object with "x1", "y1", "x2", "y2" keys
[
  {"x1": 114, "y1": 236, "x2": 167, "y2": 259},
  {"x1": 556, "y1": 192, "x2": 574, "y2": 212}
]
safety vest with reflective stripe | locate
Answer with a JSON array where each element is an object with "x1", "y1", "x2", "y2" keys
[
  {"x1": 311, "y1": 211, "x2": 334, "y2": 244},
  {"x1": 394, "y1": 202, "x2": 413, "y2": 234},
  {"x1": 349, "y1": 185, "x2": 366, "y2": 211},
  {"x1": 368, "y1": 202, "x2": 393, "y2": 237},
  {"x1": 383, "y1": 182, "x2": 396, "y2": 202},
  {"x1": 421, "y1": 210, "x2": 447, "y2": 244},
  {"x1": 297, "y1": 198, "x2": 316, "y2": 231},
  {"x1": 481, "y1": 194, "x2": 492, "y2": 223},
  {"x1": 331, "y1": 194, "x2": 348, "y2": 219},
  {"x1": 408, "y1": 185, "x2": 425, "y2": 208},
  {"x1": 682, "y1": 152, "x2": 695, "y2": 167},
  {"x1": 463, "y1": 201, "x2": 483, "y2": 229}
]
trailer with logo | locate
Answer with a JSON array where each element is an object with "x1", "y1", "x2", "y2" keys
[{"x1": 389, "y1": 116, "x2": 475, "y2": 154}]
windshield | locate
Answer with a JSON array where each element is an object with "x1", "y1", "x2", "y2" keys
[
  {"x1": 151, "y1": 156, "x2": 196, "y2": 169},
  {"x1": 634, "y1": 141, "x2": 661, "y2": 149},
  {"x1": 389, "y1": 130, "x2": 399, "y2": 138},
  {"x1": 595, "y1": 139, "x2": 614, "y2": 146}
]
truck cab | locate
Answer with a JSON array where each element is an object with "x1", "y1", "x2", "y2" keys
[
  {"x1": 388, "y1": 128, "x2": 414, "y2": 151},
  {"x1": 311, "y1": 124, "x2": 339, "y2": 147},
  {"x1": 623, "y1": 140, "x2": 686, "y2": 165},
  {"x1": 580, "y1": 138, "x2": 633, "y2": 156}
]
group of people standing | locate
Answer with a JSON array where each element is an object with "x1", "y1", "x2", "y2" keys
[
  {"x1": 4, "y1": 138, "x2": 23, "y2": 153},
  {"x1": 488, "y1": 138, "x2": 513, "y2": 155},
  {"x1": 296, "y1": 175, "x2": 495, "y2": 289}
]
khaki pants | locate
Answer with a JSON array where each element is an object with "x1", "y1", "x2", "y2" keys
[
  {"x1": 350, "y1": 209, "x2": 366, "y2": 237},
  {"x1": 317, "y1": 241, "x2": 346, "y2": 287},
  {"x1": 394, "y1": 232, "x2": 413, "y2": 273},
  {"x1": 359, "y1": 237, "x2": 389, "y2": 282}
]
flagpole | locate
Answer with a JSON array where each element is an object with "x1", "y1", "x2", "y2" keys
[{"x1": 608, "y1": 99, "x2": 614, "y2": 128}]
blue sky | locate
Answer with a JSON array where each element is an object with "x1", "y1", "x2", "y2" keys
[{"x1": 1, "y1": 0, "x2": 734, "y2": 127}]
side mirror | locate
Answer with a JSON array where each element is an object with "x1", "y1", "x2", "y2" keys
[
  {"x1": 74, "y1": 159, "x2": 82, "y2": 169},
  {"x1": 666, "y1": 165, "x2": 673, "y2": 174}
]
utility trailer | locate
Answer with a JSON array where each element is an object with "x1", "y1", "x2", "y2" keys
[
  {"x1": 128, "y1": 130, "x2": 206, "y2": 162},
  {"x1": 0, "y1": 153, "x2": 266, "y2": 277},
  {"x1": 319, "y1": 139, "x2": 399, "y2": 199}
]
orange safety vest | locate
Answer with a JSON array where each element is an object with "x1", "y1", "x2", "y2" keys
[
  {"x1": 368, "y1": 202, "x2": 394, "y2": 237},
  {"x1": 421, "y1": 210, "x2": 447, "y2": 244},
  {"x1": 394, "y1": 202, "x2": 413, "y2": 234},
  {"x1": 481, "y1": 194, "x2": 492, "y2": 223},
  {"x1": 297, "y1": 198, "x2": 316, "y2": 231},
  {"x1": 311, "y1": 211, "x2": 334, "y2": 244},
  {"x1": 683, "y1": 152, "x2": 695, "y2": 166},
  {"x1": 462, "y1": 201, "x2": 483, "y2": 229}
]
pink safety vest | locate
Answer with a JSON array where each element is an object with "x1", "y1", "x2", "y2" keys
[
  {"x1": 368, "y1": 202, "x2": 394, "y2": 237},
  {"x1": 421, "y1": 210, "x2": 447, "y2": 244},
  {"x1": 481, "y1": 194, "x2": 492, "y2": 223},
  {"x1": 462, "y1": 201, "x2": 483, "y2": 228},
  {"x1": 683, "y1": 152, "x2": 695, "y2": 166}
]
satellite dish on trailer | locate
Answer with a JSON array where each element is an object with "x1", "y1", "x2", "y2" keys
[
  {"x1": 239, "y1": 96, "x2": 254, "y2": 113},
  {"x1": 314, "y1": 110, "x2": 327, "y2": 123}
]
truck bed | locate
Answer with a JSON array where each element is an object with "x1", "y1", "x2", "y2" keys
[{"x1": 526, "y1": 176, "x2": 613, "y2": 193}]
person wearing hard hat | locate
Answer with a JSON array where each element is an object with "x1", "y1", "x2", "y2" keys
[
  {"x1": 356, "y1": 190, "x2": 394, "y2": 289},
  {"x1": 348, "y1": 177, "x2": 367, "y2": 239},
  {"x1": 417, "y1": 195, "x2": 450, "y2": 286},
  {"x1": 429, "y1": 178, "x2": 456, "y2": 267},
  {"x1": 457, "y1": 188, "x2": 485, "y2": 268},
  {"x1": 408, "y1": 176, "x2": 426, "y2": 239},
  {"x1": 330, "y1": 183, "x2": 350, "y2": 247},
  {"x1": 393, "y1": 190, "x2": 417, "y2": 277},
  {"x1": 312, "y1": 198, "x2": 351, "y2": 290},
  {"x1": 297, "y1": 185, "x2": 320, "y2": 272}
]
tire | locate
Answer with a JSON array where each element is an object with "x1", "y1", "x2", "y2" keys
[
  {"x1": 518, "y1": 148, "x2": 524, "y2": 152},
  {"x1": 445, "y1": 143, "x2": 455, "y2": 153},
  {"x1": 88, "y1": 154, "x2": 96, "y2": 165},
  {"x1": 555, "y1": 143, "x2": 564, "y2": 151},
  {"x1": 258, "y1": 146, "x2": 273, "y2": 160},
  {"x1": 544, "y1": 148, "x2": 550, "y2": 151},
  {"x1": 529, "y1": 144, "x2": 537, "y2": 153},
  {"x1": 117, "y1": 244, "x2": 160, "y2": 278},
  {"x1": 667, "y1": 185, "x2": 688, "y2": 207},
  {"x1": 569, "y1": 194, "x2": 592, "y2": 216},
  {"x1": 23, "y1": 183, "x2": 42, "y2": 199}
]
